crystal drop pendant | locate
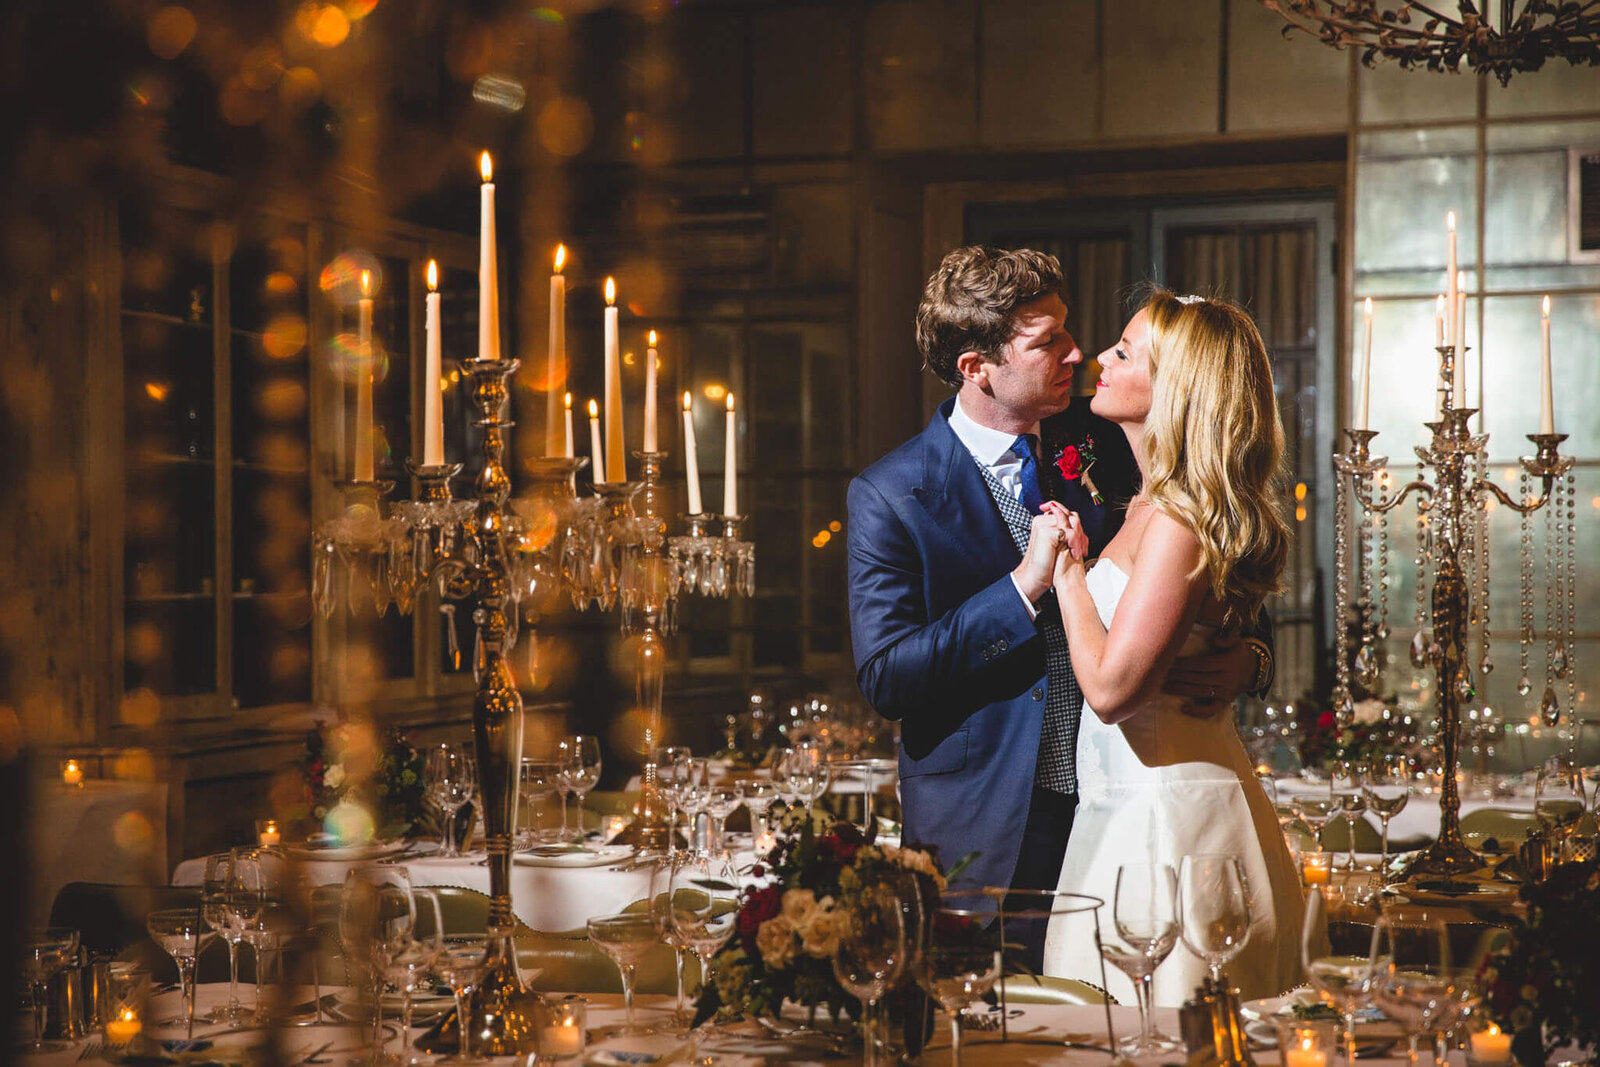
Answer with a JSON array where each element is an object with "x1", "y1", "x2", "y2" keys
[
  {"x1": 1540, "y1": 686, "x2": 1560, "y2": 727},
  {"x1": 1376, "y1": 623, "x2": 1390, "y2": 640},
  {"x1": 1410, "y1": 631, "x2": 1429, "y2": 668},
  {"x1": 1552, "y1": 640, "x2": 1569, "y2": 678},
  {"x1": 1355, "y1": 642, "x2": 1381, "y2": 689},
  {"x1": 1521, "y1": 624, "x2": 1535, "y2": 645},
  {"x1": 1479, "y1": 655, "x2": 1493, "y2": 675},
  {"x1": 1455, "y1": 671, "x2": 1475, "y2": 702},
  {"x1": 1517, "y1": 674, "x2": 1532, "y2": 697}
]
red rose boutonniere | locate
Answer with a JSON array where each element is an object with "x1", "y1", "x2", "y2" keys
[{"x1": 1054, "y1": 436, "x2": 1102, "y2": 505}]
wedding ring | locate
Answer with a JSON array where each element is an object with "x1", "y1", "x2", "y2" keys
[{"x1": 1206, "y1": 686, "x2": 1216, "y2": 700}]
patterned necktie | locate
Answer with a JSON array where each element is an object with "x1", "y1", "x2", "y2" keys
[{"x1": 1009, "y1": 434, "x2": 1046, "y2": 516}]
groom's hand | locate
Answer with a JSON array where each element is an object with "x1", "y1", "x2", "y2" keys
[
  {"x1": 1014, "y1": 512, "x2": 1069, "y2": 603},
  {"x1": 1164, "y1": 631, "x2": 1256, "y2": 718}
]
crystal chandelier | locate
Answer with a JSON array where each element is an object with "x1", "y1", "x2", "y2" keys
[{"x1": 1258, "y1": 0, "x2": 1600, "y2": 84}]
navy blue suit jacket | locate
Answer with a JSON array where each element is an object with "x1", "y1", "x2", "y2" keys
[{"x1": 846, "y1": 396, "x2": 1134, "y2": 892}]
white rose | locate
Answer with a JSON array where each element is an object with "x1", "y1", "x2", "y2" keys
[
  {"x1": 799, "y1": 902, "x2": 842, "y2": 959},
  {"x1": 755, "y1": 916, "x2": 797, "y2": 969},
  {"x1": 781, "y1": 888, "x2": 817, "y2": 928},
  {"x1": 1353, "y1": 700, "x2": 1385, "y2": 726},
  {"x1": 323, "y1": 763, "x2": 346, "y2": 790}
]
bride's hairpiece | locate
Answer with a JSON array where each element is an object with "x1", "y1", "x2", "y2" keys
[{"x1": 1175, "y1": 294, "x2": 1207, "y2": 305}]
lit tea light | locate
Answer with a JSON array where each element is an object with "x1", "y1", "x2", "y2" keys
[
  {"x1": 1301, "y1": 851, "x2": 1331, "y2": 886},
  {"x1": 540, "y1": 996, "x2": 585, "y2": 1060},
  {"x1": 105, "y1": 1007, "x2": 142, "y2": 1047},
  {"x1": 258, "y1": 819, "x2": 281, "y2": 847},
  {"x1": 1286, "y1": 1034, "x2": 1327, "y2": 1067},
  {"x1": 1470, "y1": 1023, "x2": 1512, "y2": 1064},
  {"x1": 602, "y1": 815, "x2": 629, "y2": 843},
  {"x1": 61, "y1": 758, "x2": 84, "y2": 788},
  {"x1": 755, "y1": 830, "x2": 778, "y2": 858}
]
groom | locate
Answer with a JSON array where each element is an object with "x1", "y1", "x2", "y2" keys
[{"x1": 847, "y1": 246, "x2": 1272, "y2": 969}]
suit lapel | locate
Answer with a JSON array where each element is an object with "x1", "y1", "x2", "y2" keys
[{"x1": 913, "y1": 400, "x2": 1019, "y2": 576}]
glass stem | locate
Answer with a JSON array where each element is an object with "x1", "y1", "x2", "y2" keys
[
  {"x1": 31, "y1": 981, "x2": 46, "y2": 1047},
  {"x1": 181, "y1": 957, "x2": 197, "y2": 1039},
  {"x1": 950, "y1": 1012, "x2": 964, "y2": 1067},
  {"x1": 1406, "y1": 1034, "x2": 1421, "y2": 1067},
  {"x1": 621, "y1": 963, "x2": 637, "y2": 1028},
  {"x1": 1380, "y1": 818, "x2": 1391, "y2": 871},
  {"x1": 559, "y1": 793, "x2": 571, "y2": 841},
  {"x1": 574, "y1": 794, "x2": 587, "y2": 842},
  {"x1": 708, "y1": 814, "x2": 725, "y2": 856},
  {"x1": 454, "y1": 988, "x2": 472, "y2": 1060},
  {"x1": 674, "y1": 948, "x2": 687, "y2": 1019},
  {"x1": 402, "y1": 982, "x2": 414, "y2": 1055},
  {"x1": 442, "y1": 806, "x2": 455, "y2": 857},
  {"x1": 861, "y1": 997, "x2": 880, "y2": 1067},
  {"x1": 1343, "y1": 1007, "x2": 1359, "y2": 1067},
  {"x1": 227, "y1": 938, "x2": 240, "y2": 1010},
  {"x1": 1433, "y1": 1030, "x2": 1450, "y2": 1067},
  {"x1": 253, "y1": 942, "x2": 265, "y2": 1016},
  {"x1": 1135, "y1": 972, "x2": 1153, "y2": 1043}
]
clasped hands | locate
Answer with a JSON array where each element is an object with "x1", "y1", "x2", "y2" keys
[{"x1": 1013, "y1": 501, "x2": 1089, "y2": 604}]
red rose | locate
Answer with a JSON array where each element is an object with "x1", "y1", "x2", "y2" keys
[
  {"x1": 1317, "y1": 711, "x2": 1336, "y2": 729},
  {"x1": 737, "y1": 885, "x2": 782, "y2": 945},
  {"x1": 1056, "y1": 446, "x2": 1083, "y2": 480}
]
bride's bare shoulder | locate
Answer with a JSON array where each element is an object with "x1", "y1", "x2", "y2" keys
[{"x1": 1130, "y1": 506, "x2": 1203, "y2": 569}]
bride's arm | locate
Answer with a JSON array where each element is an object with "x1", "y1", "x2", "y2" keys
[{"x1": 1053, "y1": 509, "x2": 1209, "y2": 724}]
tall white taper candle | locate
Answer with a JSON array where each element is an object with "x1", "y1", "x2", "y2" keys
[
  {"x1": 682, "y1": 392, "x2": 702, "y2": 515},
  {"x1": 603, "y1": 278, "x2": 624, "y2": 482},
  {"x1": 723, "y1": 392, "x2": 737, "y2": 516},
  {"x1": 546, "y1": 244, "x2": 567, "y2": 456},
  {"x1": 355, "y1": 269, "x2": 375, "y2": 481},
  {"x1": 1539, "y1": 295, "x2": 1554, "y2": 434},
  {"x1": 423, "y1": 260, "x2": 444, "y2": 465},
  {"x1": 588, "y1": 398, "x2": 605, "y2": 485},
  {"x1": 478, "y1": 152, "x2": 500, "y2": 362}
]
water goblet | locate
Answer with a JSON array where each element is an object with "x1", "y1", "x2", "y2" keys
[
  {"x1": 558, "y1": 734, "x2": 602, "y2": 848},
  {"x1": 1101, "y1": 862, "x2": 1182, "y2": 1055},
  {"x1": 435, "y1": 932, "x2": 496, "y2": 1065},
  {"x1": 1331, "y1": 764, "x2": 1369, "y2": 872},
  {"x1": 1302, "y1": 886, "x2": 1376, "y2": 1067},
  {"x1": 676, "y1": 757, "x2": 712, "y2": 852},
  {"x1": 647, "y1": 855, "x2": 693, "y2": 1028},
  {"x1": 587, "y1": 913, "x2": 660, "y2": 1035},
  {"x1": 1292, "y1": 794, "x2": 1343, "y2": 853},
  {"x1": 1177, "y1": 853, "x2": 1251, "y2": 985},
  {"x1": 145, "y1": 910, "x2": 209, "y2": 1037},
  {"x1": 340, "y1": 865, "x2": 416, "y2": 1060},
  {"x1": 384, "y1": 888, "x2": 443, "y2": 1066},
  {"x1": 517, "y1": 758, "x2": 561, "y2": 849},
  {"x1": 1362, "y1": 754, "x2": 1412, "y2": 873},
  {"x1": 785, "y1": 743, "x2": 831, "y2": 816},
  {"x1": 200, "y1": 850, "x2": 253, "y2": 1025},
  {"x1": 19, "y1": 927, "x2": 79, "y2": 1053},
  {"x1": 702, "y1": 785, "x2": 744, "y2": 856},
  {"x1": 425, "y1": 744, "x2": 476, "y2": 857},
  {"x1": 667, "y1": 850, "x2": 741, "y2": 988},
  {"x1": 742, "y1": 780, "x2": 782, "y2": 838},
  {"x1": 832, "y1": 885, "x2": 906, "y2": 1067},
  {"x1": 1368, "y1": 909, "x2": 1453, "y2": 1067},
  {"x1": 921, "y1": 907, "x2": 1001, "y2": 1067}
]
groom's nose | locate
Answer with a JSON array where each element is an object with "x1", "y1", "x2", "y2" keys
[{"x1": 1061, "y1": 332, "x2": 1083, "y2": 365}]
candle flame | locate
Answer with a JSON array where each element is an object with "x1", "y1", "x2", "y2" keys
[
  {"x1": 1300, "y1": 1037, "x2": 1315, "y2": 1053},
  {"x1": 120, "y1": 1009, "x2": 137, "y2": 1023},
  {"x1": 360, "y1": 269, "x2": 371, "y2": 297},
  {"x1": 1447, "y1": 210, "x2": 1456, "y2": 232},
  {"x1": 1486, "y1": 1024, "x2": 1501, "y2": 1037},
  {"x1": 426, "y1": 259, "x2": 438, "y2": 291},
  {"x1": 554, "y1": 243, "x2": 566, "y2": 272},
  {"x1": 725, "y1": 392, "x2": 735, "y2": 412},
  {"x1": 682, "y1": 391, "x2": 692, "y2": 411},
  {"x1": 588, "y1": 398, "x2": 599, "y2": 418},
  {"x1": 604, "y1": 277, "x2": 616, "y2": 305},
  {"x1": 1363, "y1": 296, "x2": 1372, "y2": 317},
  {"x1": 65, "y1": 760, "x2": 78, "y2": 772},
  {"x1": 1436, "y1": 294, "x2": 1446, "y2": 315},
  {"x1": 648, "y1": 329, "x2": 657, "y2": 346},
  {"x1": 480, "y1": 151, "x2": 492, "y2": 182},
  {"x1": 564, "y1": 391, "x2": 573, "y2": 410},
  {"x1": 1542, "y1": 294, "x2": 1551, "y2": 316}
]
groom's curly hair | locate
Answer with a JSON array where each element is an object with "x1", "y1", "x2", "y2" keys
[{"x1": 916, "y1": 245, "x2": 1064, "y2": 387}]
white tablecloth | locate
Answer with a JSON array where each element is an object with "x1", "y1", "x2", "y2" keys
[
  {"x1": 1273, "y1": 775, "x2": 1538, "y2": 842},
  {"x1": 173, "y1": 849, "x2": 654, "y2": 933}
]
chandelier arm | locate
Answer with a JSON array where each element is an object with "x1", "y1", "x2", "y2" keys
[
  {"x1": 1471, "y1": 476, "x2": 1554, "y2": 515},
  {"x1": 1351, "y1": 477, "x2": 1432, "y2": 514}
]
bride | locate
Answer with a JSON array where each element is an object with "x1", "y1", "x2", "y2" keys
[{"x1": 1036, "y1": 290, "x2": 1306, "y2": 1005}]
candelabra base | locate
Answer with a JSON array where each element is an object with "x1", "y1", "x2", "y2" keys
[{"x1": 1398, "y1": 834, "x2": 1487, "y2": 879}]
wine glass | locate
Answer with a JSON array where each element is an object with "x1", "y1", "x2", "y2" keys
[
  {"x1": 1177, "y1": 854, "x2": 1251, "y2": 984},
  {"x1": 648, "y1": 855, "x2": 693, "y2": 1028},
  {"x1": 921, "y1": 907, "x2": 1001, "y2": 1067},
  {"x1": 385, "y1": 888, "x2": 443, "y2": 1067},
  {"x1": 785, "y1": 743, "x2": 831, "y2": 816},
  {"x1": 667, "y1": 850, "x2": 741, "y2": 1018},
  {"x1": 1302, "y1": 886, "x2": 1376, "y2": 1067},
  {"x1": 1330, "y1": 762, "x2": 1368, "y2": 871},
  {"x1": 517, "y1": 758, "x2": 561, "y2": 849},
  {"x1": 435, "y1": 932, "x2": 497, "y2": 1065},
  {"x1": 1368, "y1": 909, "x2": 1453, "y2": 1067},
  {"x1": 341, "y1": 865, "x2": 416, "y2": 1061},
  {"x1": 676, "y1": 757, "x2": 712, "y2": 853},
  {"x1": 832, "y1": 885, "x2": 906, "y2": 1067},
  {"x1": 1101, "y1": 862, "x2": 1181, "y2": 1055},
  {"x1": 1362, "y1": 754, "x2": 1413, "y2": 873},
  {"x1": 1292, "y1": 794, "x2": 1342, "y2": 854},
  {"x1": 742, "y1": 780, "x2": 781, "y2": 839},
  {"x1": 702, "y1": 785, "x2": 743, "y2": 857},
  {"x1": 201, "y1": 850, "x2": 253, "y2": 1025},
  {"x1": 145, "y1": 909, "x2": 210, "y2": 1037},
  {"x1": 587, "y1": 913, "x2": 660, "y2": 1035},
  {"x1": 19, "y1": 927, "x2": 79, "y2": 1053},
  {"x1": 425, "y1": 744, "x2": 476, "y2": 857},
  {"x1": 1535, "y1": 756, "x2": 1586, "y2": 834},
  {"x1": 558, "y1": 735, "x2": 602, "y2": 849}
]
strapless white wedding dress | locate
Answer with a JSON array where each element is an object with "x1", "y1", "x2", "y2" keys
[{"x1": 1041, "y1": 560, "x2": 1305, "y2": 1006}]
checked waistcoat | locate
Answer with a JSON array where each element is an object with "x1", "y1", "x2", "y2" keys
[{"x1": 972, "y1": 459, "x2": 1081, "y2": 795}]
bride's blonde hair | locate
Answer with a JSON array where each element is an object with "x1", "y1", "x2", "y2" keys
[{"x1": 1141, "y1": 290, "x2": 1289, "y2": 627}]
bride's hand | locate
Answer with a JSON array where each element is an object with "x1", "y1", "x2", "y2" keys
[
  {"x1": 1041, "y1": 502, "x2": 1090, "y2": 563},
  {"x1": 1013, "y1": 511, "x2": 1071, "y2": 602}
]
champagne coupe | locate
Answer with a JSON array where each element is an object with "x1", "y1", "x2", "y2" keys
[
  {"x1": 558, "y1": 734, "x2": 602, "y2": 849},
  {"x1": 1330, "y1": 762, "x2": 1368, "y2": 871},
  {"x1": 742, "y1": 780, "x2": 781, "y2": 839},
  {"x1": 1177, "y1": 854, "x2": 1251, "y2": 984},
  {"x1": 146, "y1": 909, "x2": 210, "y2": 1036},
  {"x1": 1368, "y1": 910, "x2": 1453, "y2": 1067},
  {"x1": 385, "y1": 887, "x2": 443, "y2": 1067},
  {"x1": 922, "y1": 907, "x2": 1001, "y2": 1067},
  {"x1": 832, "y1": 885, "x2": 906, "y2": 1067},
  {"x1": 19, "y1": 927, "x2": 79, "y2": 1053},
  {"x1": 648, "y1": 855, "x2": 693, "y2": 1028},
  {"x1": 587, "y1": 913, "x2": 661, "y2": 1035},
  {"x1": 1292, "y1": 794, "x2": 1342, "y2": 854},
  {"x1": 340, "y1": 865, "x2": 416, "y2": 1061},
  {"x1": 516, "y1": 758, "x2": 561, "y2": 850},
  {"x1": 1101, "y1": 862, "x2": 1181, "y2": 1055},
  {"x1": 1362, "y1": 754, "x2": 1413, "y2": 873},
  {"x1": 201, "y1": 850, "x2": 253, "y2": 1024},
  {"x1": 435, "y1": 932, "x2": 496, "y2": 1065},
  {"x1": 1302, "y1": 886, "x2": 1376, "y2": 1067},
  {"x1": 425, "y1": 744, "x2": 476, "y2": 857}
]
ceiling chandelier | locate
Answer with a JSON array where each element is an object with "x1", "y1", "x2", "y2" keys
[{"x1": 1258, "y1": 1, "x2": 1600, "y2": 84}]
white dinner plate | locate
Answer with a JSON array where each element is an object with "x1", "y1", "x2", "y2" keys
[
  {"x1": 286, "y1": 839, "x2": 408, "y2": 862},
  {"x1": 515, "y1": 844, "x2": 636, "y2": 868}
]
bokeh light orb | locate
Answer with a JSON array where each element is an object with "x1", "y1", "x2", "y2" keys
[
  {"x1": 280, "y1": 66, "x2": 322, "y2": 109},
  {"x1": 319, "y1": 251, "x2": 383, "y2": 305},
  {"x1": 147, "y1": 6, "x2": 197, "y2": 60},
  {"x1": 324, "y1": 797, "x2": 376, "y2": 845},
  {"x1": 262, "y1": 312, "x2": 308, "y2": 359},
  {"x1": 325, "y1": 333, "x2": 391, "y2": 385},
  {"x1": 537, "y1": 95, "x2": 593, "y2": 158},
  {"x1": 296, "y1": 2, "x2": 351, "y2": 47}
]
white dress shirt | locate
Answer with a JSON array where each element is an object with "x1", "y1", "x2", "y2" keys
[{"x1": 947, "y1": 396, "x2": 1043, "y2": 617}]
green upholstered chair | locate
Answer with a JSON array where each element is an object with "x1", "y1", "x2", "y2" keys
[
  {"x1": 1459, "y1": 807, "x2": 1542, "y2": 845},
  {"x1": 998, "y1": 974, "x2": 1112, "y2": 1005},
  {"x1": 1318, "y1": 817, "x2": 1384, "y2": 853},
  {"x1": 50, "y1": 882, "x2": 237, "y2": 984}
]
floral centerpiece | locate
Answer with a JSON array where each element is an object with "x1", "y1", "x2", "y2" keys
[
  {"x1": 1478, "y1": 858, "x2": 1600, "y2": 1067},
  {"x1": 1296, "y1": 694, "x2": 1426, "y2": 773},
  {"x1": 287, "y1": 719, "x2": 427, "y2": 841},
  {"x1": 693, "y1": 806, "x2": 957, "y2": 1052}
]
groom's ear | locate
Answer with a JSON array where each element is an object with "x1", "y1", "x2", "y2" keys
[{"x1": 954, "y1": 350, "x2": 989, "y2": 386}]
